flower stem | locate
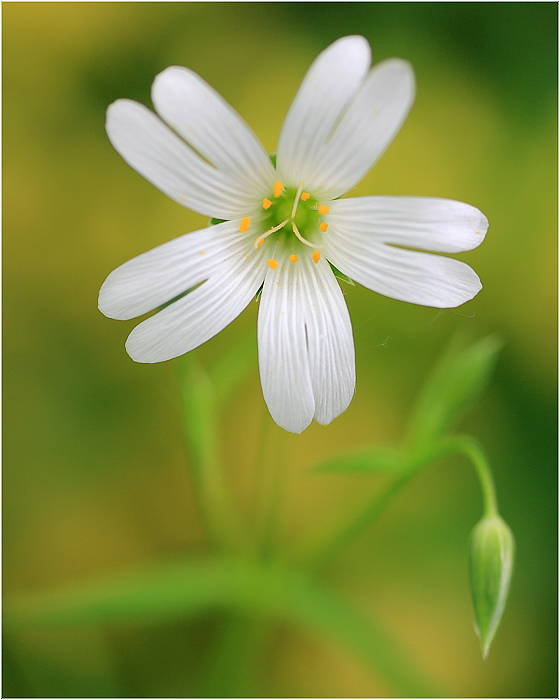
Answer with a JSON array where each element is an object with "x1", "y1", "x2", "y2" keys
[
  {"x1": 201, "y1": 612, "x2": 269, "y2": 697},
  {"x1": 176, "y1": 354, "x2": 255, "y2": 557},
  {"x1": 290, "y1": 436, "x2": 500, "y2": 572},
  {"x1": 443, "y1": 434, "x2": 500, "y2": 518}
]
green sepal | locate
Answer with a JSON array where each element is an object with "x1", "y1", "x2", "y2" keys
[
  {"x1": 269, "y1": 152, "x2": 277, "y2": 168},
  {"x1": 158, "y1": 283, "x2": 201, "y2": 311},
  {"x1": 469, "y1": 515, "x2": 515, "y2": 659},
  {"x1": 208, "y1": 217, "x2": 227, "y2": 226},
  {"x1": 329, "y1": 262, "x2": 355, "y2": 286}
]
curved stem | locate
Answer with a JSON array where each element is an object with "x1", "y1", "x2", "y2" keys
[{"x1": 442, "y1": 434, "x2": 499, "y2": 517}]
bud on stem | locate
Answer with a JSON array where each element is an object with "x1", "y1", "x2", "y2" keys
[{"x1": 469, "y1": 515, "x2": 515, "y2": 659}]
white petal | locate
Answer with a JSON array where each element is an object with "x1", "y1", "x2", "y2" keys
[
  {"x1": 98, "y1": 221, "x2": 252, "y2": 320},
  {"x1": 257, "y1": 255, "x2": 315, "y2": 433},
  {"x1": 325, "y1": 227, "x2": 482, "y2": 308},
  {"x1": 151, "y1": 66, "x2": 275, "y2": 195},
  {"x1": 329, "y1": 196, "x2": 488, "y2": 252},
  {"x1": 276, "y1": 35, "x2": 415, "y2": 199},
  {"x1": 276, "y1": 35, "x2": 372, "y2": 190},
  {"x1": 312, "y1": 59, "x2": 415, "y2": 197},
  {"x1": 106, "y1": 99, "x2": 257, "y2": 220},
  {"x1": 298, "y1": 255, "x2": 356, "y2": 426},
  {"x1": 257, "y1": 251, "x2": 355, "y2": 433},
  {"x1": 124, "y1": 236, "x2": 266, "y2": 363}
]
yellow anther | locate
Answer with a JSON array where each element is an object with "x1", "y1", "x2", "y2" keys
[
  {"x1": 290, "y1": 254, "x2": 298, "y2": 263},
  {"x1": 301, "y1": 192, "x2": 310, "y2": 201},
  {"x1": 273, "y1": 181, "x2": 283, "y2": 198},
  {"x1": 257, "y1": 239, "x2": 264, "y2": 247},
  {"x1": 312, "y1": 250, "x2": 321, "y2": 264},
  {"x1": 319, "y1": 222, "x2": 328, "y2": 233},
  {"x1": 262, "y1": 198, "x2": 272, "y2": 210},
  {"x1": 318, "y1": 204, "x2": 330, "y2": 215},
  {"x1": 268, "y1": 258, "x2": 278, "y2": 270},
  {"x1": 239, "y1": 216, "x2": 251, "y2": 233}
]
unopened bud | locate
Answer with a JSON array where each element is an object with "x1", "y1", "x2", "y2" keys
[{"x1": 469, "y1": 515, "x2": 515, "y2": 659}]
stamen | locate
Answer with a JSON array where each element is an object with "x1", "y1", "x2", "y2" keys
[
  {"x1": 318, "y1": 204, "x2": 330, "y2": 215},
  {"x1": 291, "y1": 181, "x2": 305, "y2": 218},
  {"x1": 319, "y1": 222, "x2": 328, "y2": 233},
  {"x1": 301, "y1": 192, "x2": 310, "y2": 201},
  {"x1": 290, "y1": 254, "x2": 298, "y2": 263},
  {"x1": 262, "y1": 198, "x2": 272, "y2": 210},
  {"x1": 254, "y1": 218, "x2": 289, "y2": 249},
  {"x1": 268, "y1": 258, "x2": 278, "y2": 270},
  {"x1": 273, "y1": 181, "x2": 283, "y2": 198},
  {"x1": 239, "y1": 216, "x2": 251, "y2": 233},
  {"x1": 292, "y1": 222, "x2": 323, "y2": 250},
  {"x1": 312, "y1": 250, "x2": 321, "y2": 264}
]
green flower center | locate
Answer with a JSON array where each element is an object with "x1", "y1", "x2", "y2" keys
[{"x1": 250, "y1": 181, "x2": 330, "y2": 267}]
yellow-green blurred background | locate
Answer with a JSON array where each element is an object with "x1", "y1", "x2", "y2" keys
[{"x1": 3, "y1": 2, "x2": 557, "y2": 697}]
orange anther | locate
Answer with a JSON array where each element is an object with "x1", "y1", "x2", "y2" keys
[
  {"x1": 301, "y1": 192, "x2": 310, "y2": 201},
  {"x1": 312, "y1": 250, "x2": 321, "y2": 264},
  {"x1": 319, "y1": 222, "x2": 328, "y2": 233},
  {"x1": 262, "y1": 198, "x2": 272, "y2": 210},
  {"x1": 289, "y1": 254, "x2": 298, "y2": 263},
  {"x1": 239, "y1": 216, "x2": 251, "y2": 233},
  {"x1": 318, "y1": 204, "x2": 330, "y2": 215},
  {"x1": 268, "y1": 258, "x2": 278, "y2": 270},
  {"x1": 273, "y1": 181, "x2": 283, "y2": 198}
]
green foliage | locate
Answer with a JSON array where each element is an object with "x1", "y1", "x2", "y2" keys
[
  {"x1": 4, "y1": 557, "x2": 438, "y2": 697},
  {"x1": 469, "y1": 516, "x2": 515, "y2": 659},
  {"x1": 309, "y1": 335, "x2": 514, "y2": 657},
  {"x1": 406, "y1": 334, "x2": 503, "y2": 448},
  {"x1": 312, "y1": 444, "x2": 409, "y2": 474}
]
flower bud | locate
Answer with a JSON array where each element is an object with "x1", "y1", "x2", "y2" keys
[{"x1": 469, "y1": 515, "x2": 515, "y2": 658}]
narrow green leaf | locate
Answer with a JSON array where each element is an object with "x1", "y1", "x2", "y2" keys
[
  {"x1": 469, "y1": 515, "x2": 515, "y2": 658},
  {"x1": 407, "y1": 334, "x2": 503, "y2": 447},
  {"x1": 4, "y1": 557, "x2": 440, "y2": 697},
  {"x1": 311, "y1": 445, "x2": 409, "y2": 474}
]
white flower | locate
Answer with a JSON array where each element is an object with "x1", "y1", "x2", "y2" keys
[{"x1": 99, "y1": 35, "x2": 488, "y2": 434}]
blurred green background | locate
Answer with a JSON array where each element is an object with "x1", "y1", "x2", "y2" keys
[{"x1": 3, "y1": 2, "x2": 557, "y2": 697}]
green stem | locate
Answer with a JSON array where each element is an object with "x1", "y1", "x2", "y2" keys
[
  {"x1": 201, "y1": 612, "x2": 269, "y2": 698},
  {"x1": 294, "y1": 471, "x2": 416, "y2": 573},
  {"x1": 176, "y1": 354, "x2": 254, "y2": 557},
  {"x1": 290, "y1": 436, "x2": 500, "y2": 572},
  {"x1": 443, "y1": 434, "x2": 499, "y2": 517}
]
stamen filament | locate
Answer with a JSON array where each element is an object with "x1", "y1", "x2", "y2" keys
[
  {"x1": 254, "y1": 218, "x2": 290, "y2": 249},
  {"x1": 292, "y1": 222, "x2": 323, "y2": 250},
  {"x1": 291, "y1": 181, "x2": 305, "y2": 219}
]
